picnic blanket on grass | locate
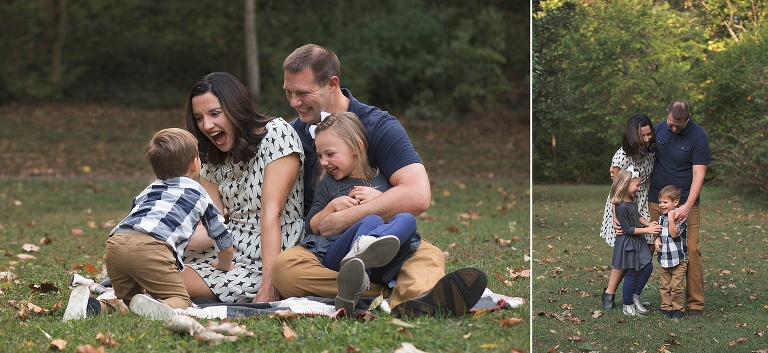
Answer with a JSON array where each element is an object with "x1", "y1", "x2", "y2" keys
[{"x1": 185, "y1": 288, "x2": 525, "y2": 320}]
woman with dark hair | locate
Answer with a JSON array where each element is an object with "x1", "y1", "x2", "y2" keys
[
  {"x1": 181, "y1": 72, "x2": 304, "y2": 303},
  {"x1": 599, "y1": 113, "x2": 657, "y2": 310}
]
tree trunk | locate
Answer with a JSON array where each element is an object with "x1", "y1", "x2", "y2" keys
[
  {"x1": 244, "y1": 0, "x2": 261, "y2": 99},
  {"x1": 51, "y1": 0, "x2": 68, "y2": 87}
]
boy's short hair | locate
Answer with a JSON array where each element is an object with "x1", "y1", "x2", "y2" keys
[
  {"x1": 146, "y1": 128, "x2": 199, "y2": 179},
  {"x1": 659, "y1": 185, "x2": 682, "y2": 202}
]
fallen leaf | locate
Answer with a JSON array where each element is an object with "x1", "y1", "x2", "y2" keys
[
  {"x1": 49, "y1": 339, "x2": 67, "y2": 351},
  {"x1": 72, "y1": 263, "x2": 101, "y2": 274},
  {"x1": 40, "y1": 237, "x2": 53, "y2": 245},
  {"x1": 101, "y1": 219, "x2": 116, "y2": 229},
  {"x1": 13, "y1": 199, "x2": 23, "y2": 206},
  {"x1": 494, "y1": 317, "x2": 524, "y2": 327},
  {"x1": 87, "y1": 221, "x2": 97, "y2": 228},
  {"x1": 22, "y1": 243, "x2": 40, "y2": 252},
  {"x1": 393, "y1": 342, "x2": 427, "y2": 353},
  {"x1": 391, "y1": 318, "x2": 416, "y2": 328},
  {"x1": 282, "y1": 322, "x2": 297, "y2": 340},
  {"x1": 462, "y1": 332, "x2": 472, "y2": 339},
  {"x1": 446, "y1": 225, "x2": 459, "y2": 233},
  {"x1": 95, "y1": 331, "x2": 120, "y2": 348},
  {"x1": 346, "y1": 344, "x2": 361, "y2": 353},
  {"x1": 269, "y1": 309, "x2": 298, "y2": 321},
  {"x1": 592, "y1": 310, "x2": 602, "y2": 318},
  {"x1": 721, "y1": 270, "x2": 731, "y2": 275},
  {"x1": 29, "y1": 282, "x2": 59, "y2": 293},
  {"x1": 17, "y1": 254, "x2": 36, "y2": 261},
  {"x1": 71, "y1": 229, "x2": 83, "y2": 235},
  {"x1": 0, "y1": 271, "x2": 16, "y2": 282},
  {"x1": 195, "y1": 330, "x2": 237, "y2": 346}
]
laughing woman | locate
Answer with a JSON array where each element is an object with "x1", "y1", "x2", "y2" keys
[{"x1": 181, "y1": 72, "x2": 304, "y2": 303}]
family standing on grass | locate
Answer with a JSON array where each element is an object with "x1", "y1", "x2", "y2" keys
[
  {"x1": 64, "y1": 44, "x2": 488, "y2": 321},
  {"x1": 599, "y1": 100, "x2": 710, "y2": 319}
]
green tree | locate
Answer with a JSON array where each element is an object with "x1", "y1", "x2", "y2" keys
[{"x1": 534, "y1": 0, "x2": 705, "y2": 182}]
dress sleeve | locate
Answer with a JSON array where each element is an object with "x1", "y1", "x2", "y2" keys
[
  {"x1": 611, "y1": 148, "x2": 628, "y2": 169},
  {"x1": 261, "y1": 118, "x2": 304, "y2": 165}
]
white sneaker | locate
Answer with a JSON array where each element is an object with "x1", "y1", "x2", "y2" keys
[
  {"x1": 129, "y1": 294, "x2": 176, "y2": 320},
  {"x1": 335, "y1": 258, "x2": 369, "y2": 317},
  {"x1": 340, "y1": 235, "x2": 400, "y2": 269},
  {"x1": 62, "y1": 285, "x2": 90, "y2": 321}
]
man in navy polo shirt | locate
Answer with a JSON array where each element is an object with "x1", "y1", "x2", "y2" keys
[
  {"x1": 271, "y1": 44, "x2": 487, "y2": 318},
  {"x1": 648, "y1": 100, "x2": 710, "y2": 317}
]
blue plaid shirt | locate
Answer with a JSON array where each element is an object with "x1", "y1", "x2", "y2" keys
[
  {"x1": 110, "y1": 177, "x2": 232, "y2": 270},
  {"x1": 657, "y1": 211, "x2": 688, "y2": 268}
]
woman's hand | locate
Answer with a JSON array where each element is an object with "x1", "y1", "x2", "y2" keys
[
  {"x1": 252, "y1": 283, "x2": 279, "y2": 303},
  {"x1": 348, "y1": 185, "x2": 383, "y2": 205}
]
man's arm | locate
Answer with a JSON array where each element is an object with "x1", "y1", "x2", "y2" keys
[
  {"x1": 676, "y1": 164, "x2": 707, "y2": 222},
  {"x1": 317, "y1": 163, "x2": 430, "y2": 235}
]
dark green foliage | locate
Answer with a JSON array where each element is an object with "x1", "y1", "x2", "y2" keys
[
  {"x1": 0, "y1": 0, "x2": 526, "y2": 121},
  {"x1": 534, "y1": 0, "x2": 768, "y2": 197}
]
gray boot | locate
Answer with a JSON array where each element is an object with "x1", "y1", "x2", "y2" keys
[
  {"x1": 601, "y1": 289, "x2": 616, "y2": 310},
  {"x1": 622, "y1": 304, "x2": 636, "y2": 316},
  {"x1": 632, "y1": 294, "x2": 648, "y2": 315}
]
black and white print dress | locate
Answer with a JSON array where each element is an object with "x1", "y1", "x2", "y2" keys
[
  {"x1": 184, "y1": 118, "x2": 304, "y2": 303},
  {"x1": 599, "y1": 148, "x2": 655, "y2": 246}
]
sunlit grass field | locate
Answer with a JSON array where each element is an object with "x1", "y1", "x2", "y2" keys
[{"x1": 532, "y1": 184, "x2": 768, "y2": 353}]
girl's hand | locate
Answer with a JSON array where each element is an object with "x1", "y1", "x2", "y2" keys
[
  {"x1": 329, "y1": 196, "x2": 358, "y2": 212},
  {"x1": 348, "y1": 185, "x2": 383, "y2": 205}
]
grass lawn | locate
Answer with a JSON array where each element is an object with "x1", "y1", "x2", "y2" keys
[
  {"x1": 532, "y1": 184, "x2": 768, "y2": 353},
  {"x1": 0, "y1": 104, "x2": 530, "y2": 352}
]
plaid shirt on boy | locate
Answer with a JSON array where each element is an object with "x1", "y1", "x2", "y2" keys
[
  {"x1": 110, "y1": 177, "x2": 232, "y2": 270},
  {"x1": 657, "y1": 211, "x2": 688, "y2": 268}
]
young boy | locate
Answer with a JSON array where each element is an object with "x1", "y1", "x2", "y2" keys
[
  {"x1": 64, "y1": 128, "x2": 235, "y2": 321},
  {"x1": 653, "y1": 185, "x2": 688, "y2": 319}
]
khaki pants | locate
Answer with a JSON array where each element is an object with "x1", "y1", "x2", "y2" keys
[
  {"x1": 650, "y1": 202, "x2": 703, "y2": 311},
  {"x1": 272, "y1": 240, "x2": 446, "y2": 308},
  {"x1": 105, "y1": 232, "x2": 193, "y2": 309},
  {"x1": 659, "y1": 260, "x2": 688, "y2": 312}
]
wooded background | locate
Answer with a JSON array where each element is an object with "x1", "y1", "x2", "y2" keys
[
  {"x1": 534, "y1": 0, "x2": 768, "y2": 196},
  {"x1": 0, "y1": 0, "x2": 527, "y2": 122}
]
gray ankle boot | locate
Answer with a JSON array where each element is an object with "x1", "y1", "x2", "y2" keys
[
  {"x1": 601, "y1": 289, "x2": 616, "y2": 310},
  {"x1": 632, "y1": 294, "x2": 648, "y2": 315},
  {"x1": 622, "y1": 304, "x2": 636, "y2": 316}
]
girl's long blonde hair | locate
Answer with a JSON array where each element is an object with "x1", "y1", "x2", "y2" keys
[{"x1": 609, "y1": 168, "x2": 636, "y2": 204}]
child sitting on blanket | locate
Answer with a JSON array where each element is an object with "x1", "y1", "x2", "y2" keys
[
  {"x1": 64, "y1": 128, "x2": 235, "y2": 321},
  {"x1": 299, "y1": 112, "x2": 421, "y2": 316}
]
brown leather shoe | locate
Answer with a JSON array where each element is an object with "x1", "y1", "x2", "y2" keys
[{"x1": 393, "y1": 267, "x2": 487, "y2": 318}]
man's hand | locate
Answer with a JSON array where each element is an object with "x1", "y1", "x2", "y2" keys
[{"x1": 675, "y1": 203, "x2": 691, "y2": 223}]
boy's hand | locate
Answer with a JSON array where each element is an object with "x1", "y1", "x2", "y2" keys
[
  {"x1": 212, "y1": 259, "x2": 236, "y2": 272},
  {"x1": 654, "y1": 237, "x2": 662, "y2": 252}
]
